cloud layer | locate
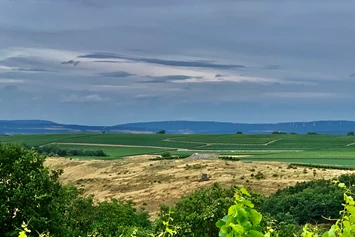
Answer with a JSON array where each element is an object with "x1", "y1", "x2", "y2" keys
[{"x1": 0, "y1": 0, "x2": 354, "y2": 125}]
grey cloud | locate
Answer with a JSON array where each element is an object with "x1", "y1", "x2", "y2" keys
[
  {"x1": 99, "y1": 71, "x2": 135, "y2": 77},
  {"x1": 0, "y1": 56, "x2": 56, "y2": 72},
  {"x1": 350, "y1": 73, "x2": 355, "y2": 77},
  {"x1": 139, "y1": 75, "x2": 201, "y2": 83},
  {"x1": 59, "y1": 94, "x2": 109, "y2": 103},
  {"x1": 3, "y1": 85, "x2": 18, "y2": 91},
  {"x1": 2, "y1": 0, "x2": 355, "y2": 124},
  {"x1": 61, "y1": 60, "x2": 80, "y2": 66},
  {"x1": 78, "y1": 53, "x2": 247, "y2": 69},
  {"x1": 262, "y1": 65, "x2": 280, "y2": 70},
  {"x1": 14, "y1": 68, "x2": 54, "y2": 72},
  {"x1": 134, "y1": 94, "x2": 163, "y2": 100}
]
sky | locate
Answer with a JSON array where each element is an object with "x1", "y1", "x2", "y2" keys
[{"x1": 1, "y1": 0, "x2": 355, "y2": 125}]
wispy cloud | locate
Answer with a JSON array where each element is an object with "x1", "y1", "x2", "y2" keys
[
  {"x1": 59, "y1": 94, "x2": 109, "y2": 103},
  {"x1": 0, "y1": 79, "x2": 24, "y2": 84},
  {"x1": 264, "y1": 92, "x2": 344, "y2": 99},
  {"x1": 78, "y1": 53, "x2": 247, "y2": 69},
  {"x1": 98, "y1": 71, "x2": 135, "y2": 77}
]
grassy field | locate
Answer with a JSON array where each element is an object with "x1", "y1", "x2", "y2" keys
[{"x1": 1, "y1": 133, "x2": 355, "y2": 165}]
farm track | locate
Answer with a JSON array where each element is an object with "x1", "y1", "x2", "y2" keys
[
  {"x1": 163, "y1": 138, "x2": 282, "y2": 146},
  {"x1": 346, "y1": 142, "x2": 355, "y2": 147}
]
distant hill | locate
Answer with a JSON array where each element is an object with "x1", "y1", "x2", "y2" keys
[{"x1": 1, "y1": 120, "x2": 355, "y2": 135}]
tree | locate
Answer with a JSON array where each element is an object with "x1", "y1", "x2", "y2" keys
[
  {"x1": 161, "y1": 151, "x2": 172, "y2": 159},
  {"x1": 156, "y1": 183, "x2": 264, "y2": 237},
  {"x1": 348, "y1": 131, "x2": 354, "y2": 136},
  {"x1": 236, "y1": 131, "x2": 243, "y2": 134},
  {"x1": 261, "y1": 179, "x2": 343, "y2": 224},
  {"x1": 0, "y1": 143, "x2": 153, "y2": 236},
  {"x1": 0, "y1": 143, "x2": 72, "y2": 236},
  {"x1": 156, "y1": 130, "x2": 166, "y2": 134}
]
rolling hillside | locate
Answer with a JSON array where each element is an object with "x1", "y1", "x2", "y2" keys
[{"x1": 1, "y1": 120, "x2": 355, "y2": 135}]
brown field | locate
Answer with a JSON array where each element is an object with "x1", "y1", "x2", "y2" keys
[{"x1": 45, "y1": 155, "x2": 355, "y2": 217}]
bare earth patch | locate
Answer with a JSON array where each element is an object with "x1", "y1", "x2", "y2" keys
[{"x1": 45, "y1": 155, "x2": 355, "y2": 217}]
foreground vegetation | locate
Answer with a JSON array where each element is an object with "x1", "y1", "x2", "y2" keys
[{"x1": 3, "y1": 143, "x2": 355, "y2": 236}]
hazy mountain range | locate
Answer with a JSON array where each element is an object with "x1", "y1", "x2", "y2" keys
[{"x1": 1, "y1": 120, "x2": 355, "y2": 135}]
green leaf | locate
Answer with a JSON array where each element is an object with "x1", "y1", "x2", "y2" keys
[
  {"x1": 216, "y1": 220, "x2": 226, "y2": 228},
  {"x1": 240, "y1": 188, "x2": 251, "y2": 197},
  {"x1": 249, "y1": 230, "x2": 265, "y2": 237},
  {"x1": 249, "y1": 209, "x2": 262, "y2": 225}
]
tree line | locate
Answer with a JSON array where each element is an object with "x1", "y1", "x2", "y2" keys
[{"x1": 23, "y1": 144, "x2": 107, "y2": 157}]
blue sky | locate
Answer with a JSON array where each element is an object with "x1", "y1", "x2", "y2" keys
[{"x1": 0, "y1": 0, "x2": 355, "y2": 125}]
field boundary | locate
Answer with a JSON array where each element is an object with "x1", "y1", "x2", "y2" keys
[
  {"x1": 55, "y1": 142, "x2": 301, "y2": 153},
  {"x1": 53, "y1": 142, "x2": 178, "y2": 150}
]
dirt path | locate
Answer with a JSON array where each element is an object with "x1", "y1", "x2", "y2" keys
[
  {"x1": 264, "y1": 139, "x2": 282, "y2": 146},
  {"x1": 163, "y1": 138, "x2": 282, "y2": 146},
  {"x1": 346, "y1": 142, "x2": 355, "y2": 147},
  {"x1": 45, "y1": 156, "x2": 354, "y2": 218}
]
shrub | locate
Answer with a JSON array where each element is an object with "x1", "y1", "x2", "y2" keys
[
  {"x1": 161, "y1": 151, "x2": 172, "y2": 158},
  {"x1": 156, "y1": 183, "x2": 265, "y2": 237},
  {"x1": 261, "y1": 179, "x2": 344, "y2": 224},
  {"x1": 255, "y1": 171, "x2": 265, "y2": 180}
]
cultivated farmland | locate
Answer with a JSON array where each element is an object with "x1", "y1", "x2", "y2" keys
[{"x1": 1, "y1": 133, "x2": 355, "y2": 166}]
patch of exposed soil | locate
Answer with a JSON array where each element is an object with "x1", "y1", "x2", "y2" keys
[{"x1": 45, "y1": 155, "x2": 354, "y2": 218}]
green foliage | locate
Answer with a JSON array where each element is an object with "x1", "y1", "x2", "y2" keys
[
  {"x1": 261, "y1": 179, "x2": 344, "y2": 225},
  {"x1": 236, "y1": 132, "x2": 243, "y2": 134},
  {"x1": 0, "y1": 143, "x2": 72, "y2": 236},
  {"x1": 156, "y1": 184, "x2": 238, "y2": 237},
  {"x1": 87, "y1": 199, "x2": 151, "y2": 236},
  {"x1": 216, "y1": 187, "x2": 267, "y2": 237},
  {"x1": 0, "y1": 143, "x2": 153, "y2": 237},
  {"x1": 161, "y1": 151, "x2": 172, "y2": 158},
  {"x1": 289, "y1": 163, "x2": 355, "y2": 171},
  {"x1": 219, "y1": 156, "x2": 241, "y2": 161},
  {"x1": 272, "y1": 131, "x2": 287, "y2": 134},
  {"x1": 347, "y1": 131, "x2": 354, "y2": 136},
  {"x1": 34, "y1": 144, "x2": 107, "y2": 157},
  {"x1": 157, "y1": 130, "x2": 166, "y2": 134},
  {"x1": 255, "y1": 171, "x2": 265, "y2": 180},
  {"x1": 155, "y1": 183, "x2": 265, "y2": 237},
  {"x1": 217, "y1": 184, "x2": 355, "y2": 237}
]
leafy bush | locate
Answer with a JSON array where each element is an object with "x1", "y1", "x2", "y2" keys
[
  {"x1": 155, "y1": 183, "x2": 264, "y2": 237},
  {"x1": 0, "y1": 143, "x2": 152, "y2": 236},
  {"x1": 32, "y1": 144, "x2": 107, "y2": 157},
  {"x1": 219, "y1": 156, "x2": 241, "y2": 161},
  {"x1": 261, "y1": 179, "x2": 344, "y2": 224},
  {"x1": 290, "y1": 163, "x2": 355, "y2": 171},
  {"x1": 217, "y1": 184, "x2": 355, "y2": 237},
  {"x1": 161, "y1": 151, "x2": 172, "y2": 158}
]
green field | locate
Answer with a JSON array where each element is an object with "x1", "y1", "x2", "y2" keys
[{"x1": 1, "y1": 133, "x2": 355, "y2": 165}]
